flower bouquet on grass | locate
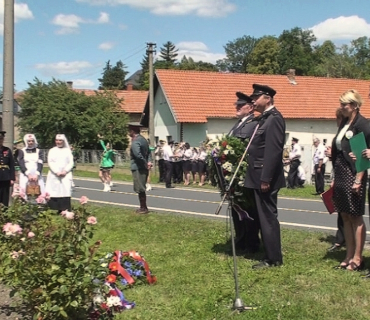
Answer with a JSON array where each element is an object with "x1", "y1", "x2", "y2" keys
[
  {"x1": 89, "y1": 250, "x2": 157, "y2": 319},
  {"x1": 207, "y1": 135, "x2": 254, "y2": 219}
]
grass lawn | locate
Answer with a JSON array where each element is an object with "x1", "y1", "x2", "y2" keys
[{"x1": 90, "y1": 205, "x2": 370, "y2": 320}]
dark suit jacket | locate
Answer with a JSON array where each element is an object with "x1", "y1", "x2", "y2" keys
[
  {"x1": 331, "y1": 112, "x2": 370, "y2": 174},
  {"x1": 244, "y1": 107, "x2": 286, "y2": 190},
  {"x1": 229, "y1": 113, "x2": 257, "y2": 139}
]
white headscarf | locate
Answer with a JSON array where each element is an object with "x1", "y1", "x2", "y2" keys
[
  {"x1": 55, "y1": 134, "x2": 70, "y2": 149},
  {"x1": 23, "y1": 133, "x2": 38, "y2": 149}
]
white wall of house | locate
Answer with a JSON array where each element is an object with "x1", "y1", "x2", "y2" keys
[{"x1": 154, "y1": 87, "x2": 179, "y2": 142}]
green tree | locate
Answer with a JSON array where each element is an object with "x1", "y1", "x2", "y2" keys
[
  {"x1": 249, "y1": 36, "x2": 280, "y2": 74},
  {"x1": 178, "y1": 56, "x2": 218, "y2": 71},
  {"x1": 277, "y1": 27, "x2": 316, "y2": 75},
  {"x1": 17, "y1": 78, "x2": 129, "y2": 149},
  {"x1": 350, "y1": 36, "x2": 370, "y2": 79},
  {"x1": 156, "y1": 41, "x2": 179, "y2": 69},
  {"x1": 138, "y1": 52, "x2": 150, "y2": 90},
  {"x1": 98, "y1": 60, "x2": 129, "y2": 90},
  {"x1": 216, "y1": 35, "x2": 259, "y2": 73}
]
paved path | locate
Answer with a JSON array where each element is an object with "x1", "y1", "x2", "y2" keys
[{"x1": 71, "y1": 177, "x2": 370, "y2": 238}]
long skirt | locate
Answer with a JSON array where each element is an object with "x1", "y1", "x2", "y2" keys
[
  {"x1": 48, "y1": 197, "x2": 71, "y2": 212},
  {"x1": 333, "y1": 153, "x2": 366, "y2": 216}
]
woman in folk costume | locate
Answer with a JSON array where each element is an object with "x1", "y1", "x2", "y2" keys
[
  {"x1": 18, "y1": 134, "x2": 45, "y2": 199},
  {"x1": 45, "y1": 134, "x2": 74, "y2": 211}
]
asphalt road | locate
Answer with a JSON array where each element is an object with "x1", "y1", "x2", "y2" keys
[{"x1": 70, "y1": 177, "x2": 370, "y2": 238}]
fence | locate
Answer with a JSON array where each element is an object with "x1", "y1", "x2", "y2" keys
[{"x1": 40, "y1": 149, "x2": 130, "y2": 166}]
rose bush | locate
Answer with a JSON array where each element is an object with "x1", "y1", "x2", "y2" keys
[{"x1": 0, "y1": 195, "x2": 102, "y2": 319}]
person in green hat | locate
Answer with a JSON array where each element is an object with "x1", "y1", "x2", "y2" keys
[{"x1": 128, "y1": 122, "x2": 152, "y2": 214}]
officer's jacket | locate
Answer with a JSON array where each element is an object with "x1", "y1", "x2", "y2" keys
[
  {"x1": 244, "y1": 107, "x2": 286, "y2": 190},
  {"x1": 0, "y1": 146, "x2": 15, "y2": 181}
]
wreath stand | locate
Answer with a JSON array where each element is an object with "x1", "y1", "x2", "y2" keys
[{"x1": 214, "y1": 124, "x2": 260, "y2": 312}]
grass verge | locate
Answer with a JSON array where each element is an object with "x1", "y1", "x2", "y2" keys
[{"x1": 90, "y1": 205, "x2": 370, "y2": 320}]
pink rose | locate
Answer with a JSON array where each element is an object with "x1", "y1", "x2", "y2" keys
[
  {"x1": 3, "y1": 223, "x2": 22, "y2": 236},
  {"x1": 87, "y1": 216, "x2": 97, "y2": 225},
  {"x1": 36, "y1": 196, "x2": 46, "y2": 204},
  {"x1": 44, "y1": 192, "x2": 51, "y2": 200},
  {"x1": 27, "y1": 232, "x2": 35, "y2": 238},
  {"x1": 11, "y1": 251, "x2": 19, "y2": 259},
  {"x1": 79, "y1": 196, "x2": 88, "y2": 205},
  {"x1": 60, "y1": 211, "x2": 75, "y2": 220}
]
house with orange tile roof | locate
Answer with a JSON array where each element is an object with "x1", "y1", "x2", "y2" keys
[
  {"x1": 141, "y1": 69, "x2": 370, "y2": 179},
  {"x1": 73, "y1": 82, "x2": 148, "y2": 124}
]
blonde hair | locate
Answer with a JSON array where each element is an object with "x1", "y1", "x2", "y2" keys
[{"x1": 339, "y1": 89, "x2": 363, "y2": 108}]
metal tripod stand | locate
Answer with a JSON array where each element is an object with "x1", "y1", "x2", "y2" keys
[{"x1": 213, "y1": 124, "x2": 260, "y2": 312}]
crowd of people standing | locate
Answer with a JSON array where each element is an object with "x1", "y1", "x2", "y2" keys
[{"x1": 154, "y1": 140, "x2": 209, "y2": 189}]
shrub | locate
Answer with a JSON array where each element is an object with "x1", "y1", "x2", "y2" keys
[{"x1": 0, "y1": 195, "x2": 101, "y2": 319}]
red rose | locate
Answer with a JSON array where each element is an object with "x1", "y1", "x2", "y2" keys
[
  {"x1": 222, "y1": 141, "x2": 228, "y2": 148},
  {"x1": 223, "y1": 169, "x2": 229, "y2": 175}
]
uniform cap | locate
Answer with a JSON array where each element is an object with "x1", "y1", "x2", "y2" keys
[
  {"x1": 235, "y1": 92, "x2": 253, "y2": 105},
  {"x1": 250, "y1": 84, "x2": 276, "y2": 98}
]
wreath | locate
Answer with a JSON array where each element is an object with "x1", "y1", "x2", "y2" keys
[{"x1": 207, "y1": 135, "x2": 254, "y2": 219}]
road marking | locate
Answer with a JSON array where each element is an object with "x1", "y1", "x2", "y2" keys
[
  {"x1": 73, "y1": 197, "x2": 370, "y2": 235},
  {"x1": 75, "y1": 186, "x2": 330, "y2": 214}
]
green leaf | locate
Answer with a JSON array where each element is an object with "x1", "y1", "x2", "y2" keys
[{"x1": 70, "y1": 300, "x2": 78, "y2": 307}]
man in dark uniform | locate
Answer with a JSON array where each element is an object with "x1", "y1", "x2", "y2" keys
[
  {"x1": 228, "y1": 92, "x2": 258, "y2": 253},
  {"x1": 128, "y1": 123, "x2": 152, "y2": 214},
  {"x1": 0, "y1": 131, "x2": 15, "y2": 207},
  {"x1": 243, "y1": 84, "x2": 286, "y2": 269}
]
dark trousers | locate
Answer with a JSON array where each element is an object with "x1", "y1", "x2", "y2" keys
[
  {"x1": 0, "y1": 181, "x2": 10, "y2": 207},
  {"x1": 158, "y1": 159, "x2": 165, "y2": 182},
  {"x1": 287, "y1": 159, "x2": 300, "y2": 188},
  {"x1": 314, "y1": 163, "x2": 325, "y2": 194},
  {"x1": 164, "y1": 161, "x2": 173, "y2": 187},
  {"x1": 246, "y1": 189, "x2": 282, "y2": 263},
  {"x1": 335, "y1": 212, "x2": 345, "y2": 246},
  {"x1": 173, "y1": 161, "x2": 183, "y2": 183},
  {"x1": 233, "y1": 188, "x2": 260, "y2": 251}
]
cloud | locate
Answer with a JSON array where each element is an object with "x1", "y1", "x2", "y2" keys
[
  {"x1": 97, "y1": 12, "x2": 109, "y2": 23},
  {"x1": 52, "y1": 12, "x2": 109, "y2": 34},
  {"x1": 98, "y1": 41, "x2": 115, "y2": 50},
  {"x1": 0, "y1": 0, "x2": 34, "y2": 34},
  {"x1": 75, "y1": 0, "x2": 236, "y2": 17},
  {"x1": 177, "y1": 41, "x2": 209, "y2": 51},
  {"x1": 34, "y1": 61, "x2": 93, "y2": 76},
  {"x1": 71, "y1": 79, "x2": 95, "y2": 88},
  {"x1": 310, "y1": 15, "x2": 370, "y2": 40},
  {"x1": 156, "y1": 41, "x2": 225, "y2": 64}
]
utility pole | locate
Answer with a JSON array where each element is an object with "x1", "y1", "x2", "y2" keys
[
  {"x1": 2, "y1": 0, "x2": 14, "y2": 147},
  {"x1": 146, "y1": 42, "x2": 156, "y2": 171}
]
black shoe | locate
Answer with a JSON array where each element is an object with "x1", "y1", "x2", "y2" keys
[
  {"x1": 312, "y1": 192, "x2": 320, "y2": 195},
  {"x1": 327, "y1": 244, "x2": 342, "y2": 253},
  {"x1": 166, "y1": 185, "x2": 175, "y2": 188},
  {"x1": 252, "y1": 260, "x2": 282, "y2": 269}
]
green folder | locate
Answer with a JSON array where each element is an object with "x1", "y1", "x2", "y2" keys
[{"x1": 349, "y1": 132, "x2": 370, "y2": 172}]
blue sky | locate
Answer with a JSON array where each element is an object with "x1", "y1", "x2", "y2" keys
[{"x1": 1, "y1": 0, "x2": 370, "y2": 91}]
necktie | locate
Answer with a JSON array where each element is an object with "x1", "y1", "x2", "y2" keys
[{"x1": 229, "y1": 119, "x2": 241, "y2": 136}]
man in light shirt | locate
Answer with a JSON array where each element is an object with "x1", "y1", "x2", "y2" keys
[
  {"x1": 312, "y1": 138, "x2": 326, "y2": 195},
  {"x1": 287, "y1": 137, "x2": 302, "y2": 189},
  {"x1": 162, "y1": 140, "x2": 175, "y2": 188}
]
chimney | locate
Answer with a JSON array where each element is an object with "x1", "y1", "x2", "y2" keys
[
  {"x1": 286, "y1": 69, "x2": 297, "y2": 85},
  {"x1": 66, "y1": 81, "x2": 73, "y2": 89},
  {"x1": 126, "y1": 83, "x2": 133, "y2": 91}
]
